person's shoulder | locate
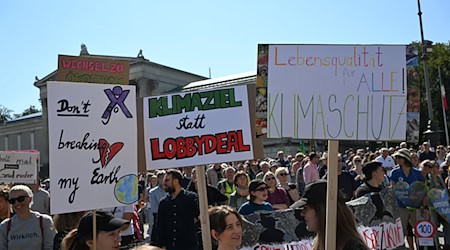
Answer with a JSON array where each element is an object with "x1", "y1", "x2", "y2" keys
[
  {"x1": 39, "y1": 188, "x2": 50, "y2": 196},
  {"x1": 375, "y1": 155, "x2": 383, "y2": 160},
  {"x1": 33, "y1": 211, "x2": 53, "y2": 222},
  {"x1": 184, "y1": 189, "x2": 199, "y2": 198},
  {"x1": 263, "y1": 202, "x2": 273, "y2": 209}
]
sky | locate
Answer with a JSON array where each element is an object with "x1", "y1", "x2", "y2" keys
[{"x1": 0, "y1": 1, "x2": 449, "y2": 115}]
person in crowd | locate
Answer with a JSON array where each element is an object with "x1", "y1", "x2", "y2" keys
[
  {"x1": 269, "y1": 161, "x2": 280, "y2": 174},
  {"x1": 410, "y1": 151, "x2": 420, "y2": 169},
  {"x1": 247, "y1": 160, "x2": 260, "y2": 180},
  {"x1": 419, "y1": 141, "x2": 437, "y2": 161},
  {"x1": 349, "y1": 155, "x2": 364, "y2": 188},
  {"x1": 292, "y1": 180, "x2": 368, "y2": 250},
  {"x1": 41, "y1": 179, "x2": 50, "y2": 192},
  {"x1": 400, "y1": 142, "x2": 408, "y2": 148},
  {"x1": 296, "y1": 157, "x2": 309, "y2": 196},
  {"x1": 29, "y1": 178, "x2": 51, "y2": 215},
  {"x1": 264, "y1": 172, "x2": 289, "y2": 210},
  {"x1": 147, "y1": 170, "x2": 167, "y2": 242},
  {"x1": 318, "y1": 153, "x2": 328, "y2": 179},
  {"x1": 390, "y1": 148, "x2": 425, "y2": 250},
  {"x1": 436, "y1": 145, "x2": 447, "y2": 166},
  {"x1": 207, "y1": 163, "x2": 225, "y2": 187},
  {"x1": 303, "y1": 152, "x2": 320, "y2": 185},
  {"x1": 255, "y1": 161, "x2": 270, "y2": 180},
  {"x1": 425, "y1": 160, "x2": 450, "y2": 249},
  {"x1": 53, "y1": 211, "x2": 85, "y2": 250},
  {"x1": 153, "y1": 169, "x2": 200, "y2": 250},
  {"x1": 0, "y1": 185, "x2": 11, "y2": 222},
  {"x1": 375, "y1": 148, "x2": 395, "y2": 174},
  {"x1": 275, "y1": 167, "x2": 299, "y2": 205},
  {"x1": 441, "y1": 153, "x2": 450, "y2": 183},
  {"x1": 276, "y1": 150, "x2": 290, "y2": 168},
  {"x1": 181, "y1": 166, "x2": 194, "y2": 189},
  {"x1": 217, "y1": 167, "x2": 236, "y2": 198},
  {"x1": 61, "y1": 210, "x2": 129, "y2": 250},
  {"x1": 0, "y1": 185, "x2": 56, "y2": 249},
  {"x1": 147, "y1": 173, "x2": 158, "y2": 190},
  {"x1": 229, "y1": 171, "x2": 250, "y2": 210},
  {"x1": 291, "y1": 153, "x2": 305, "y2": 183},
  {"x1": 322, "y1": 154, "x2": 356, "y2": 202},
  {"x1": 188, "y1": 168, "x2": 228, "y2": 206},
  {"x1": 100, "y1": 205, "x2": 135, "y2": 248},
  {"x1": 209, "y1": 205, "x2": 242, "y2": 250},
  {"x1": 238, "y1": 179, "x2": 273, "y2": 215}
]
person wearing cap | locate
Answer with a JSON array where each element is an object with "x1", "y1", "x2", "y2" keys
[
  {"x1": 419, "y1": 141, "x2": 437, "y2": 162},
  {"x1": 0, "y1": 185, "x2": 56, "y2": 250},
  {"x1": 291, "y1": 180, "x2": 368, "y2": 249},
  {"x1": 61, "y1": 210, "x2": 129, "y2": 250},
  {"x1": 375, "y1": 148, "x2": 395, "y2": 174},
  {"x1": 389, "y1": 148, "x2": 425, "y2": 247},
  {"x1": 238, "y1": 179, "x2": 273, "y2": 216}
]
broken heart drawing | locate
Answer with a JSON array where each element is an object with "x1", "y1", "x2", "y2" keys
[{"x1": 92, "y1": 139, "x2": 124, "y2": 168}]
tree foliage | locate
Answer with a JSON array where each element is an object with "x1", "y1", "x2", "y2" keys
[
  {"x1": 14, "y1": 105, "x2": 41, "y2": 118},
  {"x1": 0, "y1": 105, "x2": 13, "y2": 123},
  {"x1": 413, "y1": 41, "x2": 450, "y2": 142}
]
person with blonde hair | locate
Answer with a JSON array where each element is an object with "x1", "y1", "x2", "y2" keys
[
  {"x1": 275, "y1": 167, "x2": 299, "y2": 205},
  {"x1": 0, "y1": 184, "x2": 56, "y2": 249},
  {"x1": 292, "y1": 180, "x2": 368, "y2": 249}
]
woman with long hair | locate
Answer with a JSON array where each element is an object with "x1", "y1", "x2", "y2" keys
[
  {"x1": 263, "y1": 172, "x2": 289, "y2": 210},
  {"x1": 53, "y1": 212, "x2": 85, "y2": 250},
  {"x1": 292, "y1": 180, "x2": 368, "y2": 250},
  {"x1": 61, "y1": 210, "x2": 129, "y2": 250},
  {"x1": 209, "y1": 205, "x2": 243, "y2": 250}
]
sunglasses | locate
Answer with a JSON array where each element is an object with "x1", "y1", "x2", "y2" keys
[
  {"x1": 8, "y1": 195, "x2": 28, "y2": 204},
  {"x1": 255, "y1": 186, "x2": 268, "y2": 192},
  {"x1": 279, "y1": 173, "x2": 289, "y2": 176},
  {"x1": 266, "y1": 177, "x2": 276, "y2": 181},
  {"x1": 354, "y1": 160, "x2": 362, "y2": 163}
]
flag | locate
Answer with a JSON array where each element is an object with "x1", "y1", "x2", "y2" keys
[{"x1": 442, "y1": 85, "x2": 448, "y2": 111}]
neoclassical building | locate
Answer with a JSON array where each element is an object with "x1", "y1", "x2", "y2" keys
[{"x1": 1, "y1": 45, "x2": 207, "y2": 177}]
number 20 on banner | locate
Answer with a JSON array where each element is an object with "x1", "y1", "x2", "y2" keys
[{"x1": 415, "y1": 220, "x2": 436, "y2": 238}]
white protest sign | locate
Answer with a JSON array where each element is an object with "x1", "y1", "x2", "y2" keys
[
  {"x1": 47, "y1": 81, "x2": 138, "y2": 214},
  {"x1": 265, "y1": 44, "x2": 407, "y2": 141},
  {"x1": 0, "y1": 151, "x2": 38, "y2": 184},
  {"x1": 143, "y1": 85, "x2": 253, "y2": 170},
  {"x1": 358, "y1": 218, "x2": 404, "y2": 250}
]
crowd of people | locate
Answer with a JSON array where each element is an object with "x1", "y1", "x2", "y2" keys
[{"x1": 1, "y1": 141, "x2": 450, "y2": 249}]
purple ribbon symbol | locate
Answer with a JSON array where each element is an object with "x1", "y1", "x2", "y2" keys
[{"x1": 102, "y1": 86, "x2": 133, "y2": 125}]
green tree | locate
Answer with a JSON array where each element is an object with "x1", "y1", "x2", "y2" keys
[
  {"x1": 413, "y1": 41, "x2": 450, "y2": 143},
  {"x1": 14, "y1": 105, "x2": 41, "y2": 118},
  {"x1": 0, "y1": 105, "x2": 13, "y2": 123}
]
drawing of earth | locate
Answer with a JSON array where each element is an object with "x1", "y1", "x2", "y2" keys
[{"x1": 114, "y1": 174, "x2": 138, "y2": 204}]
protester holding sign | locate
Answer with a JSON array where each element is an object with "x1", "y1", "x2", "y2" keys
[
  {"x1": 209, "y1": 205, "x2": 243, "y2": 250},
  {"x1": 390, "y1": 148, "x2": 425, "y2": 249},
  {"x1": 292, "y1": 180, "x2": 368, "y2": 250},
  {"x1": 0, "y1": 185, "x2": 56, "y2": 250},
  {"x1": 61, "y1": 210, "x2": 130, "y2": 250}
]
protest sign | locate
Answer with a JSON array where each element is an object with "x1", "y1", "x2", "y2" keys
[
  {"x1": 143, "y1": 85, "x2": 254, "y2": 170},
  {"x1": 0, "y1": 151, "x2": 38, "y2": 184},
  {"x1": 57, "y1": 55, "x2": 130, "y2": 85},
  {"x1": 47, "y1": 81, "x2": 137, "y2": 214},
  {"x1": 428, "y1": 188, "x2": 450, "y2": 222},
  {"x1": 262, "y1": 44, "x2": 407, "y2": 141}
]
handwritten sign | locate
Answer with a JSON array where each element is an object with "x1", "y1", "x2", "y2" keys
[
  {"x1": 263, "y1": 44, "x2": 407, "y2": 141},
  {"x1": 239, "y1": 241, "x2": 314, "y2": 250},
  {"x1": 143, "y1": 85, "x2": 254, "y2": 170},
  {"x1": 358, "y1": 219, "x2": 404, "y2": 250},
  {"x1": 47, "y1": 81, "x2": 138, "y2": 214},
  {"x1": 57, "y1": 55, "x2": 130, "y2": 85},
  {"x1": 0, "y1": 151, "x2": 38, "y2": 184}
]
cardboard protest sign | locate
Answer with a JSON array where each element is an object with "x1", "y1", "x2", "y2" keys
[
  {"x1": 143, "y1": 85, "x2": 254, "y2": 170},
  {"x1": 57, "y1": 55, "x2": 130, "y2": 85},
  {"x1": 47, "y1": 81, "x2": 138, "y2": 214},
  {"x1": 0, "y1": 151, "x2": 38, "y2": 184},
  {"x1": 261, "y1": 44, "x2": 407, "y2": 141},
  {"x1": 348, "y1": 188, "x2": 404, "y2": 249},
  {"x1": 428, "y1": 188, "x2": 450, "y2": 222}
]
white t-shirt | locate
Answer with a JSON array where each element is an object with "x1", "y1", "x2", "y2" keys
[
  {"x1": 375, "y1": 155, "x2": 396, "y2": 169},
  {"x1": 100, "y1": 205, "x2": 134, "y2": 236}
]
